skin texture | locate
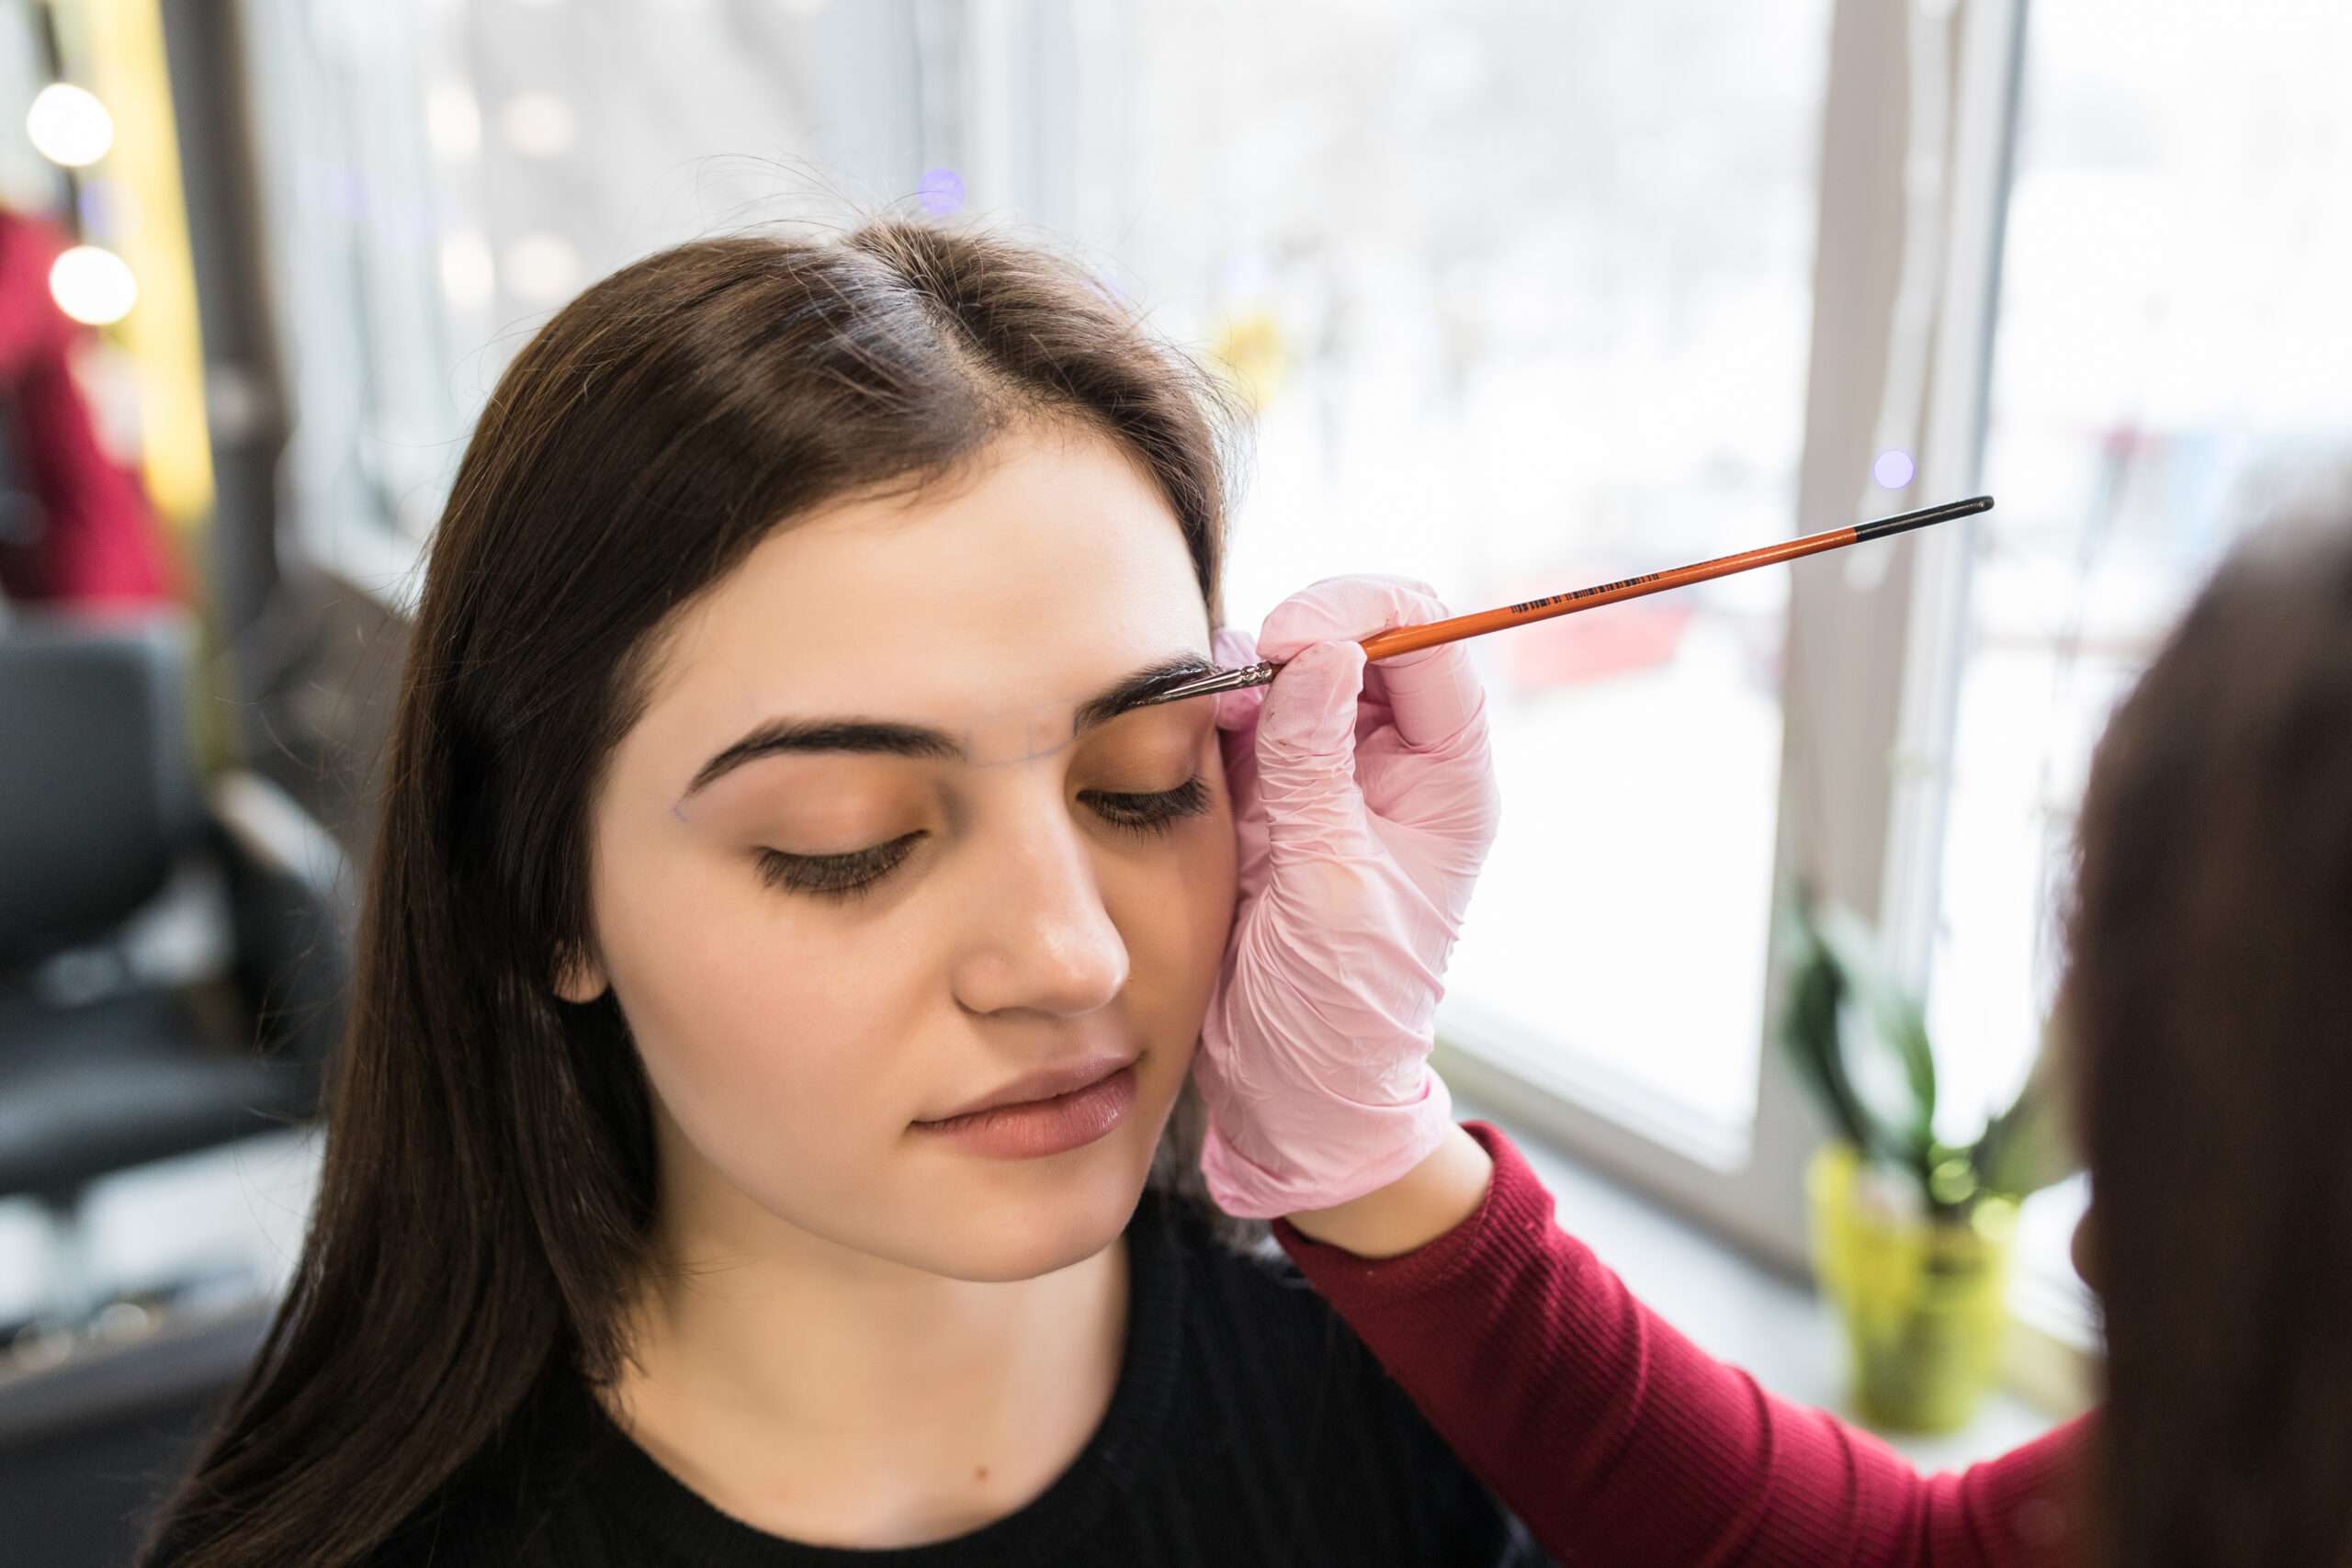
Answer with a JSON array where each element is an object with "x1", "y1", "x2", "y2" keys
[{"x1": 554, "y1": 423, "x2": 1238, "y2": 1546}]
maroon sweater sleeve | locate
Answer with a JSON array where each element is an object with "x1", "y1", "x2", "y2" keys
[{"x1": 1272, "y1": 1121, "x2": 2098, "y2": 1566}]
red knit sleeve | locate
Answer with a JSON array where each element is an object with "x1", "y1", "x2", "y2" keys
[{"x1": 1272, "y1": 1121, "x2": 2098, "y2": 1566}]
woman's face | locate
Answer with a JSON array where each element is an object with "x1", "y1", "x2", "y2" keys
[{"x1": 560, "y1": 423, "x2": 1238, "y2": 1283}]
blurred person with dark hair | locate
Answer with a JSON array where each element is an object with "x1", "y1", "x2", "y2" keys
[
  {"x1": 0, "y1": 206, "x2": 177, "y2": 608},
  {"x1": 2059, "y1": 475, "x2": 2352, "y2": 1567}
]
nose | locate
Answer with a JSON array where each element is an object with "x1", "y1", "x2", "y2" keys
[{"x1": 950, "y1": 809, "x2": 1131, "y2": 1018}]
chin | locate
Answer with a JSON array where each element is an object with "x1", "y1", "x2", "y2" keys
[{"x1": 918, "y1": 1082, "x2": 1182, "y2": 1283}]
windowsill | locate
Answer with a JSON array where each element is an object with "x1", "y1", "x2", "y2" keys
[{"x1": 1452, "y1": 1088, "x2": 2082, "y2": 1469}]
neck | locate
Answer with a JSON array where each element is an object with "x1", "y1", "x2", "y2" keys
[{"x1": 598, "y1": 1170, "x2": 1130, "y2": 1548}]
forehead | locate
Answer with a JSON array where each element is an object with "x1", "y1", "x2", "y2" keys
[{"x1": 645, "y1": 427, "x2": 1210, "y2": 738}]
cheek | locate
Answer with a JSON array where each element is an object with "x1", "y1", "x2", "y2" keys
[{"x1": 592, "y1": 839, "x2": 923, "y2": 1190}]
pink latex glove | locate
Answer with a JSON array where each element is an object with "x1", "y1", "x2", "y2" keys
[{"x1": 1193, "y1": 575, "x2": 1502, "y2": 1218}]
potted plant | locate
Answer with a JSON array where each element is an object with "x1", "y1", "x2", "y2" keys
[{"x1": 1777, "y1": 888, "x2": 2077, "y2": 1431}]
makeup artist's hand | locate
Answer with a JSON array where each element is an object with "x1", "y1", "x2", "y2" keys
[{"x1": 1193, "y1": 576, "x2": 1500, "y2": 1219}]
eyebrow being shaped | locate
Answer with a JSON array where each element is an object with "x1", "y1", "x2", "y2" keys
[{"x1": 678, "y1": 651, "x2": 1216, "y2": 803}]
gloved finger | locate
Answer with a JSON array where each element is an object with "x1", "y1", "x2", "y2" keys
[
  {"x1": 1259, "y1": 575, "x2": 1487, "y2": 752},
  {"x1": 1251, "y1": 637, "x2": 1369, "y2": 846},
  {"x1": 1209, "y1": 625, "x2": 1265, "y2": 732}
]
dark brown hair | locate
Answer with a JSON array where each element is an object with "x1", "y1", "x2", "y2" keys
[
  {"x1": 139, "y1": 215, "x2": 1253, "y2": 1568},
  {"x1": 2063, "y1": 475, "x2": 2352, "y2": 1567}
]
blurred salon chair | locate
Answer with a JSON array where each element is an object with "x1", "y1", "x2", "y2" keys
[
  {"x1": 0, "y1": 1297, "x2": 270, "y2": 1567},
  {"x1": 0, "y1": 609, "x2": 351, "y2": 1333}
]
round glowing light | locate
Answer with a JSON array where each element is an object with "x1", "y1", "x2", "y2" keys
[
  {"x1": 1871, "y1": 448, "x2": 1916, "y2": 490},
  {"x1": 918, "y1": 167, "x2": 965, "y2": 216},
  {"x1": 26, "y1": 83, "x2": 114, "y2": 167},
  {"x1": 49, "y1": 245, "x2": 137, "y2": 324},
  {"x1": 504, "y1": 233, "x2": 581, "y2": 306},
  {"x1": 500, "y1": 92, "x2": 575, "y2": 158},
  {"x1": 438, "y1": 231, "x2": 495, "y2": 311},
  {"x1": 424, "y1": 82, "x2": 481, "y2": 161}
]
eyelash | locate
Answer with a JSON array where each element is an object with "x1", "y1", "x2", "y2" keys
[{"x1": 753, "y1": 775, "x2": 1213, "y2": 904}]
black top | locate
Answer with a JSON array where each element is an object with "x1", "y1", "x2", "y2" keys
[{"x1": 372, "y1": 1184, "x2": 1552, "y2": 1566}]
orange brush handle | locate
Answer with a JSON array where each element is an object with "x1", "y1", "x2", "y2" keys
[{"x1": 1356, "y1": 495, "x2": 1992, "y2": 662}]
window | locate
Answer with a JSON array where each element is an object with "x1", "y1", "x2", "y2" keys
[
  {"x1": 1914, "y1": 0, "x2": 2352, "y2": 1337},
  {"x1": 1066, "y1": 0, "x2": 1835, "y2": 1156},
  {"x1": 233, "y1": 0, "x2": 932, "y2": 607},
  {"x1": 1925, "y1": 0, "x2": 2352, "y2": 1134},
  {"x1": 1065, "y1": 1, "x2": 2342, "y2": 1345},
  {"x1": 1048, "y1": 0, "x2": 2012, "y2": 1266}
]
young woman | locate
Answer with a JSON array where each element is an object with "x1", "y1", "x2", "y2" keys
[{"x1": 139, "y1": 219, "x2": 1552, "y2": 1567}]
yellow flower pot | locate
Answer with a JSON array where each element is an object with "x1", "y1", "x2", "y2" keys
[{"x1": 1805, "y1": 1142, "x2": 2018, "y2": 1432}]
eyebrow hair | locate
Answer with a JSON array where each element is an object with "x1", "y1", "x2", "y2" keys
[{"x1": 677, "y1": 652, "x2": 1215, "y2": 802}]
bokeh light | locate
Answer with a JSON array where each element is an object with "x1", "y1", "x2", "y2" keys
[
  {"x1": 49, "y1": 244, "x2": 136, "y2": 324},
  {"x1": 437, "y1": 231, "x2": 495, "y2": 311},
  {"x1": 918, "y1": 167, "x2": 966, "y2": 216},
  {"x1": 1872, "y1": 447, "x2": 1917, "y2": 489},
  {"x1": 504, "y1": 233, "x2": 582, "y2": 306},
  {"x1": 501, "y1": 92, "x2": 576, "y2": 158},
  {"x1": 424, "y1": 82, "x2": 481, "y2": 162},
  {"x1": 26, "y1": 83, "x2": 114, "y2": 167}
]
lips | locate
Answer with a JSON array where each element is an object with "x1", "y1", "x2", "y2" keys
[
  {"x1": 917, "y1": 1053, "x2": 1138, "y2": 1125},
  {"x1": 911, "y1": 1062, "x2": 1140, "y2": 1161}
]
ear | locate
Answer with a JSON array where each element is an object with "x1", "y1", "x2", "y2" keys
[{"x1": 554, "y1": 945, "x2": 610, "y2": 1006}]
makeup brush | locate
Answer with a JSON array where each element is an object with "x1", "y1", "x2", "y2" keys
[{"x1": 1136, "y1": 494, "x2": 1993, "y2": 706}]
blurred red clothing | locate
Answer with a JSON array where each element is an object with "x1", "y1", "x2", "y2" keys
[{"x1": 0, "y1": 207, "x2": 179, "y2": 607}]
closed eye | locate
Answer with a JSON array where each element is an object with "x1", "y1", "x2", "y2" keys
[
  {"x1": 754, "y1": 774, "x2": 1213, "y2": 903},
  {"x1": 1086, "y1": 774, "x2": 1212, "y2": 837}
]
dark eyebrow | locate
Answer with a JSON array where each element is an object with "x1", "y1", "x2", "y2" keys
[{"x1": 678, "y1": 652, "x2": 1215, "y2": 801}]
